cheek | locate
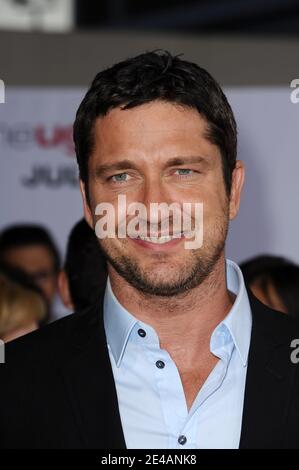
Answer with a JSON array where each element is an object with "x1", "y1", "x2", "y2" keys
[
  {"x1": 198, "y1": 191, "x2": 229, "y2": 240},
  {"x1": 194, "y1": 190, "x2": 226, "y2": 222},
  {"x1": 202, "y1": 177, "x2": 229, "y2": 214},
  {"x1": 206, "y1": 194, "x2": 229, "y2": 218},
  {"x1": 88, "y1": 181, "x2": 109, "y2": 208}
]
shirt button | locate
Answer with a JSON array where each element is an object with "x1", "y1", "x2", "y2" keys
[
  {"x1": 155, "y1": 360, "x2": 165, "y2": 369},
  {"x1": 178, "y1": 435, "x2": 187, "y2": 445},
  {"x1": 138, "y1": 328, "x2": 146, "y2": 338}
]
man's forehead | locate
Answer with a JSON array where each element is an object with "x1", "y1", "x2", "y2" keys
[{"x1": 94, "y1": 101, "x2": 208, "y2": 134}]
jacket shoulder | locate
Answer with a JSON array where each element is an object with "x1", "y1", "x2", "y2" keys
[
  {"x1": 1, "y1": 304, "x2": 97, "y2": 370},
  {"x1": 248, "y1": 287, "x2": 299, "y2": 342}
]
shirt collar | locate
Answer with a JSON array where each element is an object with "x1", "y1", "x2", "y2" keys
[
  {"x1": 103, "y1": 277, "x2": 137, "y2": 367},
  {"x1": 214, "y1": 259, "x2": 252, "y2": 367},
  {"x1": 104, "y1": 259, "x2": 252, "y2": 368}
]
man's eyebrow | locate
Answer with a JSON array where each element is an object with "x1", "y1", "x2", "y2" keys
[
  {"x1": 163, "y1": 156, "x2": 210, "y2": 168},
  {"x1": 92, "y1": 160, "x2": 139, "y2": 178},
  {"x1": 92, "y1": 156, "x2": 211, "y2": 178}
]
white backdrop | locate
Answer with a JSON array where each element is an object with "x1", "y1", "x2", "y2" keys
[{"x1": 0, "y1": 86, "x2": 298, "y2": 265}]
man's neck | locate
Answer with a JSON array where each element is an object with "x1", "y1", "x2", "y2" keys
[{"x1": 108, "y1": 253, "x2": 235, "y2": 364}]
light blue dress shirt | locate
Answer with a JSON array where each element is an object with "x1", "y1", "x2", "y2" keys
[{"x1": 103, "y1": 259, "x2": 252, "y2": 449}]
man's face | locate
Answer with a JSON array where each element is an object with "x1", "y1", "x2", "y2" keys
[
  {"x1": 81, "y1": 101, "x2": 244, "y2": 296},
  {"x1": 2, "y1": 244, "x2": 58, "y2": 303}
]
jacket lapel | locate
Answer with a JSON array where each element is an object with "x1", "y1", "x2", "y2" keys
[
  {"x1": 239, "y1": 290, "x2": 297, "y2": 449},
  {"x1": 61, "y1": 292, "x2": 126, "y2": 449}
]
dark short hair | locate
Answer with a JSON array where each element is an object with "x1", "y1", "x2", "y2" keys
[
  {"x1": 64, "y1": 219, "x2": 107, "y2": 311},
  {"x1": 241, "y1": 255, "x2": 299, "y2": 318},
  {"x1": 0, "y1": 224, "x2": 60, "y2": 273},
  {"x1": 73, "y1": 49, "x2": 237, "y2": 197}
]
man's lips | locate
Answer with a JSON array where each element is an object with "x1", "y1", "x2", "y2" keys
[{"x1": 128, "y1": 234, "x2": 186, "y2": 251}]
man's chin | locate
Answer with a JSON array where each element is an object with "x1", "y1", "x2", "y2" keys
[
  {"x1": 99, "y1": 241, "x2": 221, "y2": 296},
  {"x1": 106, "y1": 256, "x2": 191, "y2": 296},
  {"x1": 126, "y1": 278, "x2": 192, "y2": 297},
  {"x1": 116, "y1": 262, "x2": 201, "y2": 296}
]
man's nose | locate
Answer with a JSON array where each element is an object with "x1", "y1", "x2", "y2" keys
[
  {"x1": 137, "y1": 179, "x2": 176, "y2": 230},
  {"x1": 140, "y1": 178, "x2": 170, "y2": 210}
]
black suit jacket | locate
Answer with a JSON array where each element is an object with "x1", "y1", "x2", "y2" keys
[{"x1": 1, "y1": 287, "x2": 299, "y2": 449}]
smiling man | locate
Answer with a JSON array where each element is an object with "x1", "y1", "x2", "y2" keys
[{"x1": 1, "y1": 50, "x2": 299, "y2": 449}]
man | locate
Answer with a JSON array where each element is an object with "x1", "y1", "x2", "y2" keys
[
  {"x1": 0, "y1": 224, "x2": 61, "y2": 322},
  {"x1": 1, "y1": 50, "x2": 299, "y2": 449}
]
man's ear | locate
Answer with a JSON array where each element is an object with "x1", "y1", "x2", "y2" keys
[
  {"x1": 79, "y1": 179, "x2": 94, "y2": 229},
  {"x1": 229, "y1": 160, "x2": 245, "y2": 220}
]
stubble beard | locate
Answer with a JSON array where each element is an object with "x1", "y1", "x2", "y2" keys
[{"x1": 97, "y1": 213, "x2": 229, "y2": 298}]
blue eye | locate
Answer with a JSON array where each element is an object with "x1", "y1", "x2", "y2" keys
[
  {"x1": 175, "y1": 169, "x2": 195, "y2": 176},
  {"x1": 111, "y1": 173, "x2": 130, "y2": 182}
]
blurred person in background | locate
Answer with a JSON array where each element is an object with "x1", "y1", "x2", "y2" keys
[
  {"x1": 0, "y1": 224, "x2": 60, "y2": 322},
  {"x1": 241, "y1": 255, "x2": 299, "y2": 317},
  {"x1": 0, "y1": 263, "x2": 47, "y2": 343},
  {"x1": 58, "y1": 219, "x2": 107, "y2": 312}
]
